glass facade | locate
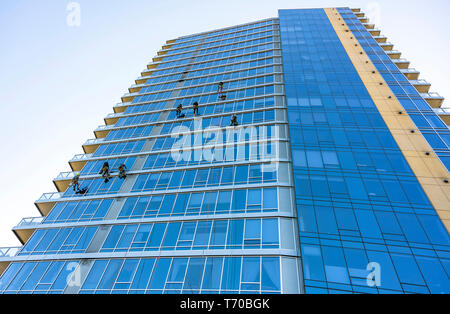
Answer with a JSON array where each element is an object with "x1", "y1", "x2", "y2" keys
[
  {"x1": 0, "y1": 7, "x2": 448, "y2": 295},
  {"x1": 279, "y1": 8, "x2": 450, "y2": 294},
  {"x1": 337, "y1": 8, "x2": 450, "y2": 171},
  {"x1": 0, "y1": 17, "x2": 302, "y2": 295}
]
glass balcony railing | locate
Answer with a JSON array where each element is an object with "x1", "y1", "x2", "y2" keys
[
  {"x1": 433, "y1": 108, "x2": 450, "y2": 115},
  {"x1": 36, "y1": 192, "x2": 64, "y2": 202},
  {"x1": 401, "y1": 68, "x2": 419, "y2": 74},
  {"x1": 105, "y1": 112, "x2": 125, "y2": 119},
  {"x1": 54, "y1": 171, "x2": 76, "y2": 181},
  {"x1": 113, "y1": 102, "x2": 131, "y2": 108},
  {"x1": 410, "y1": 79, "x2": 430, "y2": 86},
  {"x1": 129, "y1": 83, "x2": 145, "y2": 89},
  {"x1": 15, "y1": 217, "x2": 44, "y2": 228},
  {"x1": 83, "y1": 138, "x2": 105, "y2": 146},
  {"x1": 70, "y1": 153, "x2": 93, "y2": 162},
  {"x1": 421, "y1": 92, "x2": 444, "y2": 99},
  {"x1": 0, "y1": 247, "x2": 21, "y2": 258},
  {"x1": 122, "y1": 92, "x2": 140, "y2": 99},
  {"x1": 135, "y1": 76, "x2": 148, "y2": 82},
  {"x1": 146, "y1": 60, "x2": 162, "y2": 67},
  {"x1": 95, "y1": 125, "x2": 114, "y2": 132}
]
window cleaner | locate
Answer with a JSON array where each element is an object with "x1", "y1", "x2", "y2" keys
[
  {"x1": 176, "y1": 104, "x2": 185, "y2": 118},
  {"x1": 230, "y1": 115, "x2": 238, "y2": 126},
  {"x1": 193, "y1": 102, "x2": 199, "y2": 116},
  {"x1": 71, "y1": 172, "x2": 81, "y2": 192},
  {"x1": 118, "y1": 164, "x2": 127, "y2": 179},
  {"x1": 99, "y1": 162, "x2": 111, "y2": 183}
]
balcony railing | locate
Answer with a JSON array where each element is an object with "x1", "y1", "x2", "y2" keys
[
  {"x1": 433, "y1": 108, "x2": 450, "y2": 115},
  {"x1": 15, "y1": 217, "x2": 44, "y2": 228},
  {"x1": 401, "y1": 68, "x2": 419, "y2": 74},
  {"x1": 95, "y1": 125, "x2": 114, "y2": 132},
  {"x1": 421, "y1": 92, "x2": 444, "y2": 99},
  {"x1": 0, "y1": 247, "x2": 21, "y2": 258},
  {"x1": 410, "y1": 79, "x2": 430, "y2": 85},
  {"x1": 129, "y1": 83, "x2": 145, "y2": 89},
  {"x1": 113, "y1": 102, "x2": 131, "y2": 108},
  {"x1": 54, "y1": 171, "x2": 76, "y2": 181},
  {"x1": 36, "y1": 192, "x2": 64, "y2": 202},
  {"x1": 105, "y1": 112, "x2": 125, "y2": 119},
  {"x1": 393, "y1": 58, "x2": 409, "y2": 63},
  {"x1": 70, "y1": 153, "x2": 93, "y2": 162},
  {"x1": 83, "y1": 138, "x2": 105, "y2": 146},
  {"x1": 122, "y1": 92, "x2": 140, "y2": 99}
]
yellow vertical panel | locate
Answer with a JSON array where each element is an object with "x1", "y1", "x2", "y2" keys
[{"x1": 325, "y1": 8, "x2": 450, "y2": 232}]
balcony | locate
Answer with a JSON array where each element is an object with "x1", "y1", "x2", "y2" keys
[
  {"x1": 69, "y1": 153, "x2": 93, "y2": 172},
  {"x1": 369, "y1": 29, "x2": 381, "y2": 36},
  {"x1": 12, "y1": 217, "x2": 44, "y2": 244},
  {"x1": 82, "y1": 138, "x2": 105, "y2": 154},
  {"x1": 351, "y1": 8, "x2": 361, "y2": 13},
  {"x1": 363, "y1": 23, "x2": 375, "y2": 30},
  {"x1": 152, "y1": 56, "x2": 164, "y2": 63},
  {"x1": 104, "y1": 112, "x2": 124, "y2": 126},
  {"x1": 410, "y1": 79, "x2": 431, "y2": 93},
  {"x1": 355, "y1": 12, "x2": 365, "y2": 18},
  {"x1": 373, "y1": 36, "x2": 387, "y2": 43},
  {"x1": 113, "y1": 102, "x2": 131, "y2": 114},
  {"x1": 157, "y1": 49, "x2": 168, "y2": 57},
  {"x1": 433, "y1": 108, "x2": 450, "y2": 126},
  {"x1": 393, "y1": 58, "x2": 410, "y2": 69},
  {"x1": 140, "y1": 68, "x2": 154, "y2": 78},
  {"x1": 35, "y1": 192, "x2": 63, "y2": 216},
  {"x1": 401, "y1": 68, "x2": 420, "y2": 80},
  {"x1": 386, "y1": 50, "x2": 402, "y2": 59},
  {"x1": 128, "y1": 83, "x2": 145, "y2": 94},
  {"x1": 0, "y1": 247, "x2": 21, "y2": 275},
  {"x1": 94, "y1": 125, "x2": 112, "y2": 139},
  {"x1": 358, "y1": 17, "x2": 369, "y2": 24},
  {"x1": 421, "y1": 92, "x2": 445, "y2": 108},
  {"x1": 146, "y1": 61, "x2": 161, "y2": 71},
  {"x1": 0, "y1": 247, "x2": 20, "y2": 258},
  {"x1": 53, "y1": 171, "x2": 77, "y2": 192},
  {"x1": 135, "y1": 76, "x2": 148, "y2": 85},
  {"x1": 121, "y1": 91, "x2": 139, "y2": 103},
  {"x1": 379, "y1": 42, "x2": 394, "y2": 51}
]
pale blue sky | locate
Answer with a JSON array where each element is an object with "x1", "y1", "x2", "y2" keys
[{"x1": 0, "y1": 0, "x2": 449, "y2": 246}]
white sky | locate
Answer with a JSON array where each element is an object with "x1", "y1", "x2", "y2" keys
[{"x1": 0, "y1": 0, "x2": 449, "y2": 247}]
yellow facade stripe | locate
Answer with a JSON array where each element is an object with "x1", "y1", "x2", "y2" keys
[{"x1": 324, "y1": 8, "x2": 450, "y2": 232}]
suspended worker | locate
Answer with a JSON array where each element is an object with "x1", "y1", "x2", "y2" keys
[
  {"x1": 118, "y1": 163, "x2": 127, "y2": 179},
  {"x1": 71, "y1": 172, "x2": 81, "y2": 192},
  {"x1": 193, "y1": 102, "x2": 199, "y2": 116},
  {"x1": 176, "y1": 104, "x2": 184, "y2": 118},
  {"x1": 230, "y1": 115, "x2": 238, "y2": 127},
  {"x1": 218, "y1": 82, "x2": 224, "y2": 93},
  {"x1": 99, "y1": 161, "x2": 111, "y2": 183}
]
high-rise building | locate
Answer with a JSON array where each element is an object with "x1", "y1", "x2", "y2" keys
[{"x1": 0, "y1": 7, "x2": 449, "y2": 294}]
